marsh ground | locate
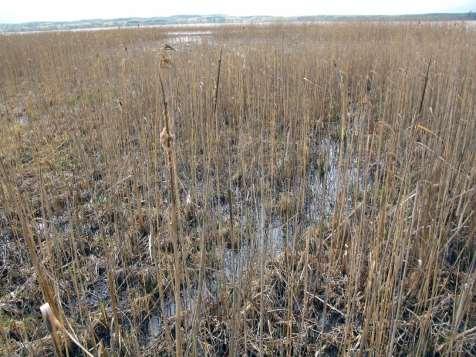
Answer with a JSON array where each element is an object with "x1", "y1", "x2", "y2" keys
[{"x1": 0, "y1": 22, "x2": 475, "y2": 356}]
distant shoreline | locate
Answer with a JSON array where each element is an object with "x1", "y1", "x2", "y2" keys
[
  {"x1": 1, "y1": 12, "x2": 475, "y2": 34},
  {"x1": 2, "y1": 21, "x2": 476, "y2": 37}
]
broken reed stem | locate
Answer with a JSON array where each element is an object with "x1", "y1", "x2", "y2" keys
[
  {"x1": 213, "y1": 48, "x2": 223, "y2": 117},
  {"x1": 158, "y1": 68, "x2": 183, "y2": 357},
  {"x1": 192, "y1": 112, "x2": 214, "y2": 356},
  {"x1": 301, "y1": 228, "x2": 311, "y2": 331},
  {"x1": 417, "y1": 57, "x2": 432, "y2": 118},
  {"x1": 191, "y1": 185, "x2": 209, "y2": 357},
  {"x1": 40, "y1": 303, "x2": 64, "y2": 357},
  {"x1": 213, "y1": 48, "x2": 223, "y2": 158},
  {"x1": 13, "y1": 187, "x2": 67, "y2": 346},
  {"x1": 40, "y1": 303, "x2": 94, "y2": 357},
  {"x1": 105, "y1": 236, "x2": 121, "y2": 350},
  {"x1": 258, "y1": 193, "x2": 265, "y2": 357}
]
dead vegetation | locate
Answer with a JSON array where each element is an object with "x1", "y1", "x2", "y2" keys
[{"x1": 0, "y1": 22, "x2": 475, "y2": 356}]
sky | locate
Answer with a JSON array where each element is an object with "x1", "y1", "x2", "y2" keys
[{"x1": 1, "y1": 0, "x2": 475, "y2": 23}]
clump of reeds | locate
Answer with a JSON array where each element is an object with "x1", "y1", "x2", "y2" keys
[
  {"x1": 157, "y1": 65, "x2": 186, "y2": 356},
  {"x1": 0, "y1": 21, "x2": 474, "y2": 356}
]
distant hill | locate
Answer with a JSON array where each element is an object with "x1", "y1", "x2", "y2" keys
[{"x1": 1, "y1": 12, "x2": 475, "y2": 33}]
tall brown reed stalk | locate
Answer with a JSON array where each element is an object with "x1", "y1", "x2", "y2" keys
[{"x1": 158, "y1": 69, "x2": 183, "y2": 357}]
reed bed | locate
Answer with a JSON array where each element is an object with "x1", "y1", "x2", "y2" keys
[{"x1": 0, "y1": 22, "x2": 475, "y2": 356}]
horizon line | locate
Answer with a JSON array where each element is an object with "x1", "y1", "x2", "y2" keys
[{"x1": 1, "y1": 11, "x2": 475, "y2": 25}]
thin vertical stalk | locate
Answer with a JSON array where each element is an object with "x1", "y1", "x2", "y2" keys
[{"x1": 158, "y1": 69, "x2": 183, "y2": 357}]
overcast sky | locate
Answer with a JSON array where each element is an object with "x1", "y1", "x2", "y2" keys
[{"x1": 1, "y1": 0, "x2": 475, "y2": 23}]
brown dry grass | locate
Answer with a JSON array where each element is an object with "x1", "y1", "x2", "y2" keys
[{"x1": 0, "y1": 22, "x2": 475, "y2": 356}]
